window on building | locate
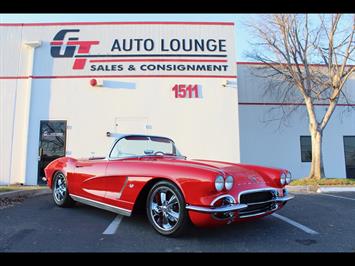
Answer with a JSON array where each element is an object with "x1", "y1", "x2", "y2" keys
[
  {"x1": 300, "y1": 136, "x2": 312, "y2": 162},
  {"x1": 343, "y1": 136, "x2": 355, "y2": 178}
]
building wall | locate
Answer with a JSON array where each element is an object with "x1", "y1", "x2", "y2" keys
[
  {"x1": 237, "y1": 63, "x2": 355, "y2": 178},
  {"x1": 24, "y1": 77, "x2": 240, "y2": 185},
  {"x1": 0, "y1": 22, "x2": 239, "y2": 185},
  {"x1": 0, "y1": 26, "x2": 29, "y2": 185},
  {"x1": 3, "y1": 22, "x2": 352, "y2": 185}
]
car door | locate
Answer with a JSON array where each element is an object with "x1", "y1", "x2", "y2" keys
[
  {"x1": 72, "y1": 159, "x2": 109, "y2": 202},
  {"x1": 103, "y1": 137, "x2": 144, "y2": 209},
  {"x1": 104, "y1": 160, "x2": 129, "y2": 203}
]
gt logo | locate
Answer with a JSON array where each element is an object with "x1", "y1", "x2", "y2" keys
[{"x1": 50, "y1": 29, "x2": 100, "y2": 70}]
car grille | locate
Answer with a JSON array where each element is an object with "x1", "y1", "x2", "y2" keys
[{"x1": 238, "y1": 190, "x2": 278, "y2": 218}]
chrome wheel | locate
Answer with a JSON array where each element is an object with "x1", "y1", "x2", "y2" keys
[
  {"x1": 149, "y1": 186, "x2": 180, "y2": 231},
  {"x1": 54, "y1": 172, "x2": 67, "y2": 203}
]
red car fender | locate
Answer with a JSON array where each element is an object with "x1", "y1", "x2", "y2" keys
[
  {"x1": 117, "y1": 174, "x2": 218, "y2": 210},
  {"x1": 45, "y1": 157, "x2": 77, "y2": 189}
]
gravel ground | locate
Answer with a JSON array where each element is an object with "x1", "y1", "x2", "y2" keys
[{"x1": 0, "y1": 196, "x2": 27, "y2": 210}]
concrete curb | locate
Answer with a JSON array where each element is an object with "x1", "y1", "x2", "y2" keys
[
  {"x1": 316, "y1": 186, "x2": 355, "y2": 193},
  {"x1": 287, "y1": 185, "x2": 355, "y2": 193},
  {"x1": 0, "y1": 188, "x2": 51, "y2": 200},
  {"x1": 286, "y1": 185, "x2": 319, "y2": 192}
]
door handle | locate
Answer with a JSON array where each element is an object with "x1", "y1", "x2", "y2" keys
[
  {"x1": 75, "y1": 165, "x2": 84, "y2": 168},
  {"x1": 38, "y1": 148, "x2": 43, "y2": 161}
]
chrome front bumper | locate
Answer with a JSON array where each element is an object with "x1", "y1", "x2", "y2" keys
[
  {"x1": 185, "y1": 194, "x2": 294, "y2": 214},
  {"x1": 186, "y1": 203, "x2": 248, "y2": 213},
  {"x1": 275, "y1": 195, "x2": 294, "y2": 202}
]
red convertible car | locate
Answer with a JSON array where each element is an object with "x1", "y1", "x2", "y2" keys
[{"x1": 45, "y1": 133, "x2": 294, "y2": 236}]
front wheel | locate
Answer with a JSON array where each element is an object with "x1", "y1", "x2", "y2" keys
[
  {"x1": 52, "y1": 171, "x2": 75, "y2": 207},
  {"x1": 146, "y1": 181, "x2": 189, "y2": 237}
]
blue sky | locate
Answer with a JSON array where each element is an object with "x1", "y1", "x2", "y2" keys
[{"x1": 0, "y1": 13, "x2": 254, "y2": 61}]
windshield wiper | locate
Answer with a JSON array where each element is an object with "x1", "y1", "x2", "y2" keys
[{"x1": 138, "y1": 154, "x2": 186, "y2": 159}]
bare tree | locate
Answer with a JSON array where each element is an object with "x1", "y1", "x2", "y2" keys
[{"x1": 246, "y1": 14, "x2": 355, "y2": 179}]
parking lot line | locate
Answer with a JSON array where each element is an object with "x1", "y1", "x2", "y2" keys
[
  {"x1": 103, "y1": 215, "x2": 123, "y2": 235},
  {"x1": 319, "y1": 193, "x2": 355, "y2": 201},
  {"x1": 271, "y1": 213, "x2": 319, "y2": 235}
]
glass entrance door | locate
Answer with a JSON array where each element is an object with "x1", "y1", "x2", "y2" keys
[
  {"x1": 343, "y1": 136, "x2": 355, "y2": 178},
  {"x1": 37, "y1": 120, "x2": 67, "y2": 185}
]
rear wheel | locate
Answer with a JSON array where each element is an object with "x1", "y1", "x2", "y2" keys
[
  {"x1": 52, "y1": 171, "x2": 75, "y2": 207},
  {"x1": 146, "y1": 181, "x2": 189, "y2": 237}
]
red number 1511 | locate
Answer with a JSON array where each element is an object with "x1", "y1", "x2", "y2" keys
[{"x1": 172, "y1": 84, "x2": 199, "y2": 98}]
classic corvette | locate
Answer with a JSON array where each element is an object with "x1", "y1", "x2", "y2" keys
[{"x1": 45, "y1": 133, "x2": 294, "y2": 236}]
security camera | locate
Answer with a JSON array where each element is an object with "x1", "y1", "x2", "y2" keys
[{"x1": 223, "y1": 80, "x2": 237, "y2": 88}]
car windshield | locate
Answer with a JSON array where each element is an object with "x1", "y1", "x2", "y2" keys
[{"x1": 110, "y1": 136, "x2": 183, "y2": 158}]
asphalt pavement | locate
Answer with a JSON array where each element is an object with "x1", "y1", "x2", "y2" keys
[{"x1": 0, "y1": 191, "x2": 354, "y2": 252}]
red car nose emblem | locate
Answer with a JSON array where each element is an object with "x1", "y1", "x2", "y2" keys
[{"x1": 248, "y1": 176, "x2": 258, "y2": 183}]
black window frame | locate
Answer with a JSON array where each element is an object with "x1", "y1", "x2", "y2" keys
[
  {"x1": 343, "y1": 136, "x2": 355, "y2": 178},
  {"x1": 300, "y1": 136, "x2": 312, "y2": 163}
]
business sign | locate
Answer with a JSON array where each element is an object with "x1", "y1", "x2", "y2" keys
[{"x1": 42, "y1": 22, "x2": 236, "y2": 77}]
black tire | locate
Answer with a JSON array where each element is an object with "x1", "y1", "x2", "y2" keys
[
  {"x1": 52, "y1": 171, "x2": 75, "y2": 207},
  {"x1": 146, "y1": 180, "x2": 190, "y2": 237}
]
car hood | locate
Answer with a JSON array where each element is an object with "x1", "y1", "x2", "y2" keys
[
  {"x1": 192, "y1": 160, "x2": 265, "y2": 181},
  {"x1": 140, "y1": 157, "x2": 267, "y2": 184}
]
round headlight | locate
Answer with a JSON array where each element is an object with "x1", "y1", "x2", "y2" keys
[
  {"x1": 286, "y1": 172, "x2": 292, "y2": 184},
  {"x1": 215, "y1": 175, "x2": 224, "y2": 191},
  {"x1": 280, "y1": 172, "x2": 287, "y2": 185},
  {"x1": 225, "y1": 175, "x2": 234, "y2": 190}
]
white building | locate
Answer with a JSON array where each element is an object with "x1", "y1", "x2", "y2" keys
[
  {"x1": 0, "y1": 22, "x2": 239, "y2": 185},
  {"x1": 0, "y1": 21, "x2": 354, "y2": 186},
  {"x1": 237, "y1": 62, "x2": 355, "y2": 179}
]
